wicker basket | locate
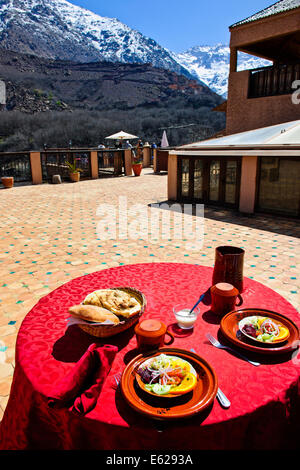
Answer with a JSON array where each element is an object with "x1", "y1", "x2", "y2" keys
[{"x1": 78, "y1": 287, "x2": 146, "y2": 338}]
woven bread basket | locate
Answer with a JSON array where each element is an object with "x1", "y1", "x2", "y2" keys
[{"x1": 78, "y1": 287, "x2": 146, "y2": 338}]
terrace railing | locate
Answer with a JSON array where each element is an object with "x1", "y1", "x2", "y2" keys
[
  {"x1": 0, "y1": 146, "x2": 157, "y2": 185},
  {"x1": 97, "y1": 149, "x2": 124, "y2": 177},
  {"x1": 0, "y1": 152, "x2": 31, "y2": 182},
  {"x1": 41, "y1": 150, "x2": 91, "y2": 182},
  {"x1": 248, "y1": 63, "x2": 300, "y2": 98}
]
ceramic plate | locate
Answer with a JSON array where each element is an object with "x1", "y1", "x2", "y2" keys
[
  {"x1": 220, "y1": 308, "x2": 299, "y2": 355},
  {"x1": 120, "y1": 348, "x2": 218, "y2": 420},
  {"x1": 135, "y1": 355, "x2": 197, "y2": 398}
]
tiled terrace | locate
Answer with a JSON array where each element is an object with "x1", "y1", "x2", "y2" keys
[{"x1": 0, "y1": 168, "x2": 299, "y2": 419}]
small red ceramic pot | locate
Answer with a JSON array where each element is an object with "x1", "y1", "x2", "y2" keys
[
  {"x1": 211, "y1": 282, "x2": 243, "y2": 316},
  {"x1": 135, "y1": 319, "x2": 174, "y2": 352},
  {"x1": 1, "y1": 177, "x2": 14, "y2": 188}
]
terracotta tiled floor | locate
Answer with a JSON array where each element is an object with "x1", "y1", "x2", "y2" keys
[{"x1": 0, "y1": 168, "x2": 299, "y2": 419}]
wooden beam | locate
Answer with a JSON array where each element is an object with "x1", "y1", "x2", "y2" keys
[{"x1": 230, "y1": 47, "x2": 237, "y2": 73}]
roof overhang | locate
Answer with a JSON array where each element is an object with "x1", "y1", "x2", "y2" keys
[
  {"x1": 235, "y1": 31, "x2": 300, "y2": 63},
  {"x1": 230, "y1": 1, "x2": 300, "y2": 29},
  {"x1": 229, "y1": 3, "x2": 300, "y2": 62},
  {"x1": 175, "y1": 120, "x2": 300, "y2": 150},
  {"x1": 170, "y1": 147, "x2": 300, "y2": 156}
]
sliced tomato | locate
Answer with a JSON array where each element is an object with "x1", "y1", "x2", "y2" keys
[
  {"x1": 167, "y1": 369, "x2": 185, "y2": 379},
  {"x1": 165, "y1": 376, "x2": 181, "y2": 386}
]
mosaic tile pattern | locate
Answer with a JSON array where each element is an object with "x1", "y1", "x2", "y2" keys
[{"x1": 0, "y1": 168, "x2": 299, "y2": 419}]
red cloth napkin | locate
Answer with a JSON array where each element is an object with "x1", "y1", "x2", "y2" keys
[{"x1": 48, "y1": 343, "x2": 118, "y2": 415}]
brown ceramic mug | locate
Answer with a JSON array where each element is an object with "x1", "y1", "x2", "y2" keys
[
  {"x1": 135, "y1": 319, "x2": 174, "y2": 351},
  {"x1": 211, "y1": 282, "x2": 243, "y2": 316},
  {"x1": 212, "y1": 246, "x2": 245, "y2": 293}
]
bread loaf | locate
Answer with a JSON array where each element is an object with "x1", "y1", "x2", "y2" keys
[
  {"x1": 83, "y1": 289, "x2": 141, "y2": 318},
  {"x1": 68, "y1": 304, "x2": 120, "y2": 324}
]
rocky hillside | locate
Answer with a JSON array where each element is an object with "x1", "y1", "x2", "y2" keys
[
  {"x1": 0, "y1": 48, "x2": 222, "y2": 113},
  {"x1": 0, "y1": 48, "x2": 226, "y2": 151},
  {"x1": 4, "y1": 80, "x2": 70, "y2": 112}
]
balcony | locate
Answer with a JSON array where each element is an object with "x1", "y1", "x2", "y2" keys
[{"x1": 248, "y1": 63, "x2": 300, "y2": 98}]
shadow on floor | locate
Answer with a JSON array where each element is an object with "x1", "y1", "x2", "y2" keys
[
  {"x1": 148, "y1": 201, "x2": 300, "y2": 238},
  {"x1": 144, "y1": 171, "x2": 168, "y2": 176}
]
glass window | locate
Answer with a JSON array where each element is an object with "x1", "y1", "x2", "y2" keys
[
  {"x1": 225, "y1": 160, "x2": 237, "y2": 204},
  {"x1": 194, "y1": 159, "x2": 203, "y2": 199},
  {"x1": 209, "y1": 160, "x2": 220, "y2": 201},
  {"x1": 181, "y1": 158, "x2": 189, "y2": 197},
  {"x1": 258, "y1": 158, "x2": 300, "y2": 216}
]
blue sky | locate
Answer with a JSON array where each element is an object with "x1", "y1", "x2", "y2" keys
[{"x1": 71, "y1": 0, "x2": 273, "y2": 52}]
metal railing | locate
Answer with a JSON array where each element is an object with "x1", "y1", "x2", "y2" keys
[
  {"x1": 248, "y1": 63, "x2": 300, "y2": 98},
  {"x1": 0, "y1": 152, "x2": 31, "y2": 182}
]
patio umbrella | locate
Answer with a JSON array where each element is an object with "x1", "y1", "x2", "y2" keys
[
  {"x1": 161, "y1": 130, "x2": 169, "y2": 147},
  {"x1": 105, "y1": 130, "x2": 138, "y2": 140}
]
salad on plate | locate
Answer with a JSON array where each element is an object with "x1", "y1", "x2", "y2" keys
[
  {"x1": 136, "y1": 353, "x2": 197, "y2": 396},
  {"x1": 238, "y1": 316, "x2": 290, "y2": 343}
]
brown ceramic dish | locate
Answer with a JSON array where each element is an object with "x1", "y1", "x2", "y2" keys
[
  {"x1": 120, "y1": 348, "x2": 218, "y2": 420},
  {"x1": 220, "y1": 308, "x2": 300, "y2": 355}
]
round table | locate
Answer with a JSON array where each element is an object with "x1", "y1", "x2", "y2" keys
[{"x1": 0, "y1": 263, "x2": 299, "y2": 450}]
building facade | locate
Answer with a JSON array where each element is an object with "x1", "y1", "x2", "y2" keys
[
  {"x1": 168, "y1": 0, "x2": 300, "y2": 218},
  {"x1": 227, "y1": 0, "x2": 300, "y2": 135}
]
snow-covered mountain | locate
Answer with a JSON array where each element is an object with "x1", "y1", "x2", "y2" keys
[
  {"x1": 0, "y1": 1, "x2": 272, "y2": 98},
  {"x1": 173, "y1": 44, "x2": 272, "y2": 97},
  {"x1": 0, "y1": 0, "x2": 192, "y2": 78}
]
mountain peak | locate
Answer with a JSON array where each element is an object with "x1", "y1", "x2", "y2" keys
[
  {"x1": 0, "y1": 0, "x2": 192, "y2": 79},
  {"x1": 174, "y1": 44, "x2": 271, "y2": 97}
]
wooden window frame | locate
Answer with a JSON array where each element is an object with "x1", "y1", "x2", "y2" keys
[{"x1": 177, "y1": 155, "x2": 241, "y2": 208}]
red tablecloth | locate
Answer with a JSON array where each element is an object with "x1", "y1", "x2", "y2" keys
[{"x1": 0, "y1": 263, "x2": 299, "y2": 450}]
